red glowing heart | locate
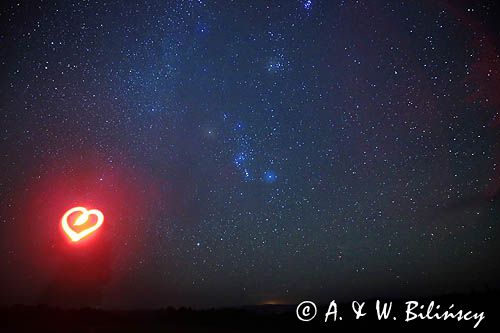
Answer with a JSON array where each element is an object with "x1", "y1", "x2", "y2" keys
[{"x1": 61, "y1": 206, "x2": 104, "y2": 242}]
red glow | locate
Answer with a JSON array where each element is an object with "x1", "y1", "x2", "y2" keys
[{"x1": 62, "y1": 206, "x2": 104, "y2": 242}]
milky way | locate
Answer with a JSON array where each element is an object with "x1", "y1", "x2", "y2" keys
[{"x1": 0, "y1": 1, "x2": 499, "y2": 308}]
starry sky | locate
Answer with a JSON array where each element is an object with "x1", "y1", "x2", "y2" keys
[{"x1": 0, "y1": 0, "x2": 499, "y2": 309}]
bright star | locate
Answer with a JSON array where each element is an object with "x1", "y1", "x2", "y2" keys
[{"x1": 263, "y1": 170, "x2": 277, "y2": 183}]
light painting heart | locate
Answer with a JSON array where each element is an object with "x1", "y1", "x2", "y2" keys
[{"x1": 61, "y1": 206, "x2": 104, "y2": 242}]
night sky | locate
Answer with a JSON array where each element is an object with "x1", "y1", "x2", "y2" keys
[{"x1": 0, "y1": 0, "x2": 499, "y2": 309}]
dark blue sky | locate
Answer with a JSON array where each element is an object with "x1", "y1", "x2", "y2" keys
[{"x1": 0, "y1": 0, "x2": 499, "y2": 308}]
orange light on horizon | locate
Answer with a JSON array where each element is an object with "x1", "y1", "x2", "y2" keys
[{"x1": 61, "y1": 206, "x2": 104, "y2": 242}]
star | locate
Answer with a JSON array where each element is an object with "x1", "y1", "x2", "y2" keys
[{"x1": 263, "y1": 170, "x2": 278, "y2": 183}]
